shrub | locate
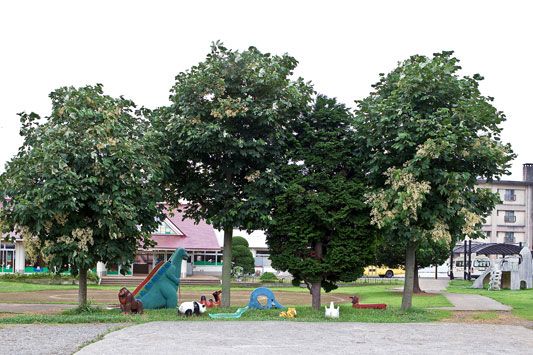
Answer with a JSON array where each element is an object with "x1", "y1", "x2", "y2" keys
[
  {"x1": 260, "y1": 272, "x2": 279, "y2": 283},
  {"x1": 232, "y1": 239, "x2": 255, "y2": 275},
  {"x1": 232, "y1": 236, "x2": 249, "y2": 247}
]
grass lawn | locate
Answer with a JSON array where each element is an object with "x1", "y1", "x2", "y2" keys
[
  {"x1": 0, "y1": 305, "x2": 450, "y2": 325},
  {"x1": 0, "y1": 282, "x2": 452, "y2": 324},
  {"x1": 447, "y1": 280, "x2": 533, "y2": 321},
  {"x1": 0, "y1": 281, "x2": 119, "y2": 292}
]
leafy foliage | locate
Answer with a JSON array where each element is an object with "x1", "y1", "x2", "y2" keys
[
  {"x1": 0, "y1": 84, "x2": 166, "y2": 305},
  {"x1": 267, "y1": 96, "x2": 377, "y2": 308},
  {"x1": 356, "y1": 51, "x2": 515, "y2": 309},
  {"x1": 157, "y1": 42, "x2": 312, "y2": 305},
  {"x1": 373, "y1": 236, "x2": 449, "y2": 270},
  {"x1": 259, "y1": 272, "x2": 279, "y2": 283},
  {"x1": 232, "y1": 236, "x2": 250, "y2": 248},
  {"x1": 232, "y1": 243, "x2": 255, "y2": 274},
  {"x1": 159, "y1": 42, "x2": 313, "y2": 231}
]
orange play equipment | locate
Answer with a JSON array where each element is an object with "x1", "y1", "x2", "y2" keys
[
  {"x1": 350, "y1": 296, "x2": 387, "y2": 310},
  {"x1": 200, "y1": 290, "x2": 222, "y2": 308}
]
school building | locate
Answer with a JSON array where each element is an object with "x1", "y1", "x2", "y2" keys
[{"x1": 1, "y1": 205, "x2": 275, "y2": 278}]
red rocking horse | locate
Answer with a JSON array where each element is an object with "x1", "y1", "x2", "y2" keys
[{"x1": 200, "y1": 290, "x2": 222, "y2": 308}]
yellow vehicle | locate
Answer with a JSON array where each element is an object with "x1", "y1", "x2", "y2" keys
[{"x1": 364, "y1": 265, "x2": 405, "y2": 278}]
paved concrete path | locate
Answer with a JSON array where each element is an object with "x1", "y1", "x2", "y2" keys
[
  {"x1": 0, "y1": 302, "x2": 75, "y2": 313},
  {"x1": 415, "y1": 278, "x2": 512, "y2": 311},
  {"x1": 77, "y1": 321, "x2": 533, "y2": 354},
  {"x1": 0, "y1": 323, "x2": 124, "y2": 355},
  {"x1": 419, "y1": 278, "x2": 450, "y2": 293},
  {"x1": 440, "y1": 293, "x2": 512, "y2": 311}
]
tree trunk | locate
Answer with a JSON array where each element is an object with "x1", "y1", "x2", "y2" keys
[
  {"x1": 413, "y1": 264, "x2": 423, "y2": 294},
  {"x1": 221, "y1": 227, "x2": 233, "y2": 307},
  {"x1": 78, "y1": 268, "x2": 88, "y2": 308},
  {"x1": 310, "y1": 241, "x2": 323, "y2": 310},
  {"x1": 311, "y1": 282, "x2": 321, "y2": 310},
  {"x1": 401, "y1": 241, "x2": 416, "y2": 311}
]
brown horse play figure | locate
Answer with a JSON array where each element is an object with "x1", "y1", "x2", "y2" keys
[
  {"x1": 200, "y1": 290, "x2": 222, "y2": 308},
  {"x1": 350, "y1": 296, "x2": 387, "y2": 310},
  {"x1": 118, "y1": 287, "x2": 144, "y2": 314}
]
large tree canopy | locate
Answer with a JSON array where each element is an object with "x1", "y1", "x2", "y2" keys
[
  {"x1": 157, "y1": 42, "x2": 312, "y2": 306},
  {"x1": 267, "y1": 95, "x2": 377, "y2": 309},
  {"x1": 356, "y1": 51, "x2": 514, "y2": 310},
  {"x1": 0, "y1": 84, "x2": 166, "y2": 306}
]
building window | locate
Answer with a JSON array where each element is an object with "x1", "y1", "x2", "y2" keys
[
  {"x1": 485, "y1": 231, "x2": 491, "y2": 239},
  {"x1": 504, "y1": 211, "x2": 516, "y2": 223},
  {"x1": 504, "y1": 189, "x2": 516, "y2": 201},
  {"x1": 156, "y1": 221, "x2": 175, "y2": 235},
  {"x1": 504, "y1": 232, "x2": 515, "y2": 243}
]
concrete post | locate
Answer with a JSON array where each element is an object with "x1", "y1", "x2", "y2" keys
[
  {"x1": 14, "y1": 241, "x2": 25, "y2": 273},
  {"x1": 96, "y1": 262, "x2": 107, "y2": 278}
]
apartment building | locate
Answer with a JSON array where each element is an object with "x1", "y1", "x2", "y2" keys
[{"x1": 477, "y1": 164, "x2": 533, "y2": 248}]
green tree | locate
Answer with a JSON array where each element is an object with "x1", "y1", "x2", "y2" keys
[
  {"x1": 356, "y1": 51, "x2": 514, "y2": 310},
  {"x1": 373, "y1": 237, "x2": 449, "y2": 292},
  {"x1": 231, "y1": 236, "x2": 254, "y2": 275},
  {"x1": 0, "y1": 85, "x2": 166, "y2": 307},
  {"x1": 232, "y1": 236, "x2": 250, "y2": 248},
  {"x1": 232, "y1": 245, "x2": 255, "y2": 275},
  {"x1": 157, "y1": 42, "x2": 312, "y2": 306},
  {"x1": 267, "y1": 96, "x2": 377, "y2": 310}
]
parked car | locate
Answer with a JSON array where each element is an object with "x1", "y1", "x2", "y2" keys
[{"x1": 364, "y1": 265, "x2": 405, "y2": 278}]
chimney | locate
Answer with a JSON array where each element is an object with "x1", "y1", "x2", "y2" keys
[{"x1": 523, "y1": 164, "x2": 533, "y2": 181}]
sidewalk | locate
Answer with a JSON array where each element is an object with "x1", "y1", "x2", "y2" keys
[
  {"x1": 413, "y1": 278, "x2": 512, "y2": 311},
  {"x1": 439, "y1": 293, "x2": 512, "y2": 311},
  {"x1": 76, "y1": 321, "x2": 533, "y2": 354}
]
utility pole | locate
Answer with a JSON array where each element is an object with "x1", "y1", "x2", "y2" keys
[
  {"x1": 467, "y1": 240, "x2": 472, "y2": 281},
  {"x1": 449, "y1": 247, "x2": 454, "y2": 280},
  {"x1": 463, "y1": 240, "x2": 468, "y2": 280}
]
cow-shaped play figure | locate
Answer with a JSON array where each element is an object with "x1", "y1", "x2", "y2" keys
[
  {"x1": 118, "y1": 287, "x2": 144, "y2": 314},
  {"x1": 135, "y1": 248, "x2": 188, "y2": 309},
  {"x1": 179, "y1": 301, "x2": 207, "y2": 316}
]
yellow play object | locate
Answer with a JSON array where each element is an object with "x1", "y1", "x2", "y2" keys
[{"x1": 279, "y1": 307, "x2": 297, "y2": 318}]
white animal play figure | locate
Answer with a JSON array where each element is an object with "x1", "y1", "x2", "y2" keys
[{"x1": 325, "y1": 301, "x2": 339, "y2": 318}]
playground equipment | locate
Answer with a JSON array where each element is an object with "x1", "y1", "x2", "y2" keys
[
  {"x1": 179, "y1": 301, "x2": 207, "y2": 316},
  {"x1": 131, "y1": 248, "x2": 188, "y2": 309},
  {"x1": 200, "y1": 290, "x2": 222, "y2": 308},
  {"x1": 350, "y1": 296, "x2": 387, "y2": 310},
  {"x1": 248, "y1": 287, "x2": 284, "y2": 310},
  {"x1": 473, "y1": 247, "x2": 533, "y2": 290},
  {"x1": 208, "y1": 287, "x2": 284, "y2": 319},
  {"x1": 208, "y1": 306, "x2": 249, "y2": 319},
  {"x1": 325, "y1": 302, "x2": 339, "y2": 318},
  {"x1": 118, "y1": 287, "x2": 144, "y2": 314},
  {"x1": 279, "y1": 307, "x2": 297, "y2": 318}
]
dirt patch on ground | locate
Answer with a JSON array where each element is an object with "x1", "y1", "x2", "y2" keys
[
  {"x1": 0, "y1": 288, "x2": 352, "y2": 309},
  {"x1": 442, "y1": 311, "x2": 533, "y2": 329}
]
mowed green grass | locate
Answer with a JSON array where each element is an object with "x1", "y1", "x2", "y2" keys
[
  {"x1": 0, "y1": 305, "x2": 450, "y2": 325},
  {"x1": 0, "y1": 282, "x2": 452, "y2": 324},
  {"x1": 447, "y1": 280, "x2": 533, "y2": 321},
  {"x1": 0, "y1": 281, "x2": 119, "y2": 292}
]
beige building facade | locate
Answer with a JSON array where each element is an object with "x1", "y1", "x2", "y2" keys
[{"x1": 477, "y1": 164, "x2": 533, "y2": 248}]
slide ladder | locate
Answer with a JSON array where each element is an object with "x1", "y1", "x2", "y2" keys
[{"x1": 488, "y1": 269, "x2": 502, "y2": 291}]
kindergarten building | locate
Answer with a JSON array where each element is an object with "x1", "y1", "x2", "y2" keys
[{"x1": 1, "y1": 205, "x2": 275, "y2": 278}]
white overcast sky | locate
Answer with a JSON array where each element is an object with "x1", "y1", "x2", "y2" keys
[{"x1": 1, "y1": 0, "x2": 531, "y2": 179}]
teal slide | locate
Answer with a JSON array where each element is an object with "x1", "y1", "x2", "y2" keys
[{"x1": 208, "y1": 306, "x2": 249, "y2": 319}]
